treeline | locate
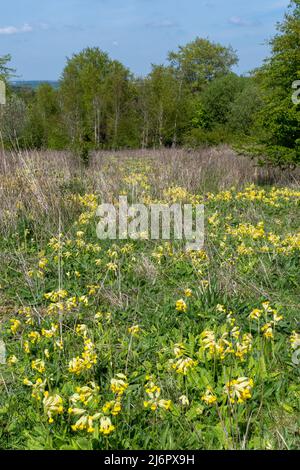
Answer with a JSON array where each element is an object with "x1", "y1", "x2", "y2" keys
[{"x1": 0, "y1": 0, "x2": 299, "y2": 166}]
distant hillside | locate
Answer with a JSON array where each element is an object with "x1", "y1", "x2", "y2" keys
[{"x1": 11, "y1": 80, "x2": 59, "y2": 90}]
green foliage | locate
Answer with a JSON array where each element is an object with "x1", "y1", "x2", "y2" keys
[
  {"x1": 200, "y1": 73, "x2": 245, "y2": 127},
  {"x1": 168, "y1": 38, "x2": 238, "y2": 91},
  {"x1": 257, "y1": 0, "x2": 300, "y2": 165},
  {"x1": 184, "y1": 126, "x2": 234, "y2": 147},
  {"x1": 0, "y1": 54, "x2": 15, "y2": 82}
]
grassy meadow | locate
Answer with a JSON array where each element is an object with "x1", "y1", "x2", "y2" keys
[{"x1": 0, "y1": 147, "x2": 299, "y2": 450}]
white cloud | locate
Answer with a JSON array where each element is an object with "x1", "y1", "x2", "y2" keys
[
  {"x1": 0, "y1": 23, "x2": 33, "y2": 35},
  {"x1": 228, "y1": 16, "x2": 261, "y2": 27},
  {"x1": 229, "y1": 16, "x2": 247, "y2": 26}
]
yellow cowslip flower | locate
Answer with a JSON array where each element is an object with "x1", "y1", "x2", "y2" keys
[
  {"x1": 176, "y1": 299, "x2": 187, "y2": 313},
  {"x1": 68, "y1": 357, "x2": 84, "y2": 375},
  {"x1": 110, "y1": 374, "x2": 128, "y2": 396},
  {"x1": 179, "y1": 395, "x2": 189, "y2": 406},
  {"x1": 173, "y1": 343, "x2": 185, "y2": 358},
  {"x1": 231, "y1": 327, "x2": 240, "y2": 340},
  {"x1": 31, "y1": 359, "x2": 46, "y2": 374},
  {"x1": 201, "y1": 388, "x2": 217, "y2": 405},
  {"x1": 237, "y1": 244, "x2": 254, "y2": 256},
  {"x1": 55, "y1": 339, "x2": 64, "y2": 351},
  {"x1": 68, "y1": 338, "x2": 97, "y2": 375},
  {"x1": 145, "y1": 381, "x2": 161, "y2": 397},
  {"x1": 261, "y1": 323, "x2": 274, "y2": 340},
  {"x1": 184, "y1": 289, "x2": 192, "y2": 298},
  {"x1": 103, "y1": 400, "x2": 122, "y2": 416},
  {"x1": 99, "y1": 416, "x2": 115, "y2": 436},
  {"x1": 200, "y1": 330, "x2": 216, "y2": 354},
  {"x1": 262, "y1": 301, "x2": 273, "y2": 313},
  {"x1": 23, "y1": 340, "x2": 30, "y2": 354},
  {"x1": 158, "y1": 399, "x2": 171, "y2": 410},
  {"x1": 10, "y1": 319, "x2": 21, "y2": 335},
  {"x1": 8, "y1": 355, "x2": 18, "y2": 365},
  {"x1": 172, "y1": 357, "x2": 197, "y2": 375},
  {"x1": 290, "y1": 331, "x2": 300, "y2": 350},
  {"x1": 65, "y1": 297, "x2": 77, "y2": 311},
  {"x1": 128, "y1": 325, "x2": 140, "y2": 336},
  {"x1": 144, "y1": 399, "x2": 171, "y2": 411},
  {"x1": 68, "y1": 407, "x2": 86, "y2": 415},
  {"x1": 208, "y1": 212, "x2": 219, "y2": 227},
  {"x1": 71, "y1": 413, "x2": 99, "y2": 433},
  {"x1": 79, "y1": 295, "x2": 89, "y2": 306},
  {"x1": 163, "y1": 186, "x2": 189, "y2": 203},
  {"x1": 216, "y1": 304, "x2": 226, "y2": 313},
  {"x1": 249, "y1": 308, "x2": 262, "y2": 321},
  {"x1": 42, "y1": 323, "x2": 58, "y2": 338},
  {"x1": 43, "y1": 392, "x2": 64, "y2": 423},
  {"x1": 224, "y1": 377, "x2": 253, "y2": 404},
  {"x1": 273, "y1": 312, "x2": 283, "y2": 323},
  {"x1": 38, "y1": 258, "x2": 48, "y2": 270},
  {"x1": 82, "y1": 338, "x2": 97, "y2": 368},
  {"x1": 44, "y1": 349, "x2": 50, "y2": 359},
  {"x1": 87, "y1": 285, "x2": 100, "y2": 296},
  {"x1": 44, "y1": 289, "x2": 68, "y2": 303},
  {"x1": 95, "y1": 311, "x2": 112, "y2": 322},
  {"x1": 24, "y1": 378, "x2": 46, "y2": 401},
  {"x1": 106, "y1": 262, "x2": 118, "y2": 273},
  {"x1": 226, "y1": 313, "x2": 236, "y2": 327},
  {"x1": 70, "y1": 382, "x2": 100, "y2": 407},
  {"x1": 28, "y1": 331, "x2": 41, "y2": 344},
  {"x1": 76, "y1": 324, "x2": 88, "y2": 337}
]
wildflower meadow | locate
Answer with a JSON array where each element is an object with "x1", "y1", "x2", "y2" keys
[{"x1": 0, "y1": 148, "x2": 299, "y2": 450}]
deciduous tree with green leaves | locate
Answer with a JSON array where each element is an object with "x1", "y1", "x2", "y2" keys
[
  {"x1": 257, "y1": 0, "x2": 300, "y2": 166},
  {"x1": 168, "y1": 37, "x2": 238, "y2": 92}
]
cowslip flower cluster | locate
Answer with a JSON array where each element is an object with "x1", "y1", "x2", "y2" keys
[
  {"x1": 43, "y1": 392, "x2": 64, "y2": 423},
  {"x1": 23, "y1": 377, "x2": 46, "y2": 400},
  {"x1": 68, "y1": 329, "x2": 98, "y2": 375},
  {"x1": 68, "y1": 383, "x2": 101, "y2": 434},
  {"x1": 201, "y1": 388, "x2": 217, "y2": 406},
  {"x1": 69, "y1": 410, "x2": 101, "y2": 433},
  {"x1": 290, "y1": 331, "x2": 300, "y2": 351},
  {"x1": 172, "y1": 357, "x2": 198, "y2": 375},
  {"x1": 99, "y1": 416, "x2": 115, "y2": 435},
  {"x1": 176, "y1": 299, "x2": 187, "y2": 313},
  {"x1": 224, "y1": 377, "x2": 253, "y2": 404},
  {"x1": 144, "y1": 380, "x2": 171, "y2": 411},
  {"x1": 128, "y1": 325, "x2": 141, "y2": 336},
  {"x1": 31, "y1": 359, "x2": 46, "y2": 374},
  {"x1": 10, "y1": 319, "x2": 21, "y2": 335},
  {"x1": 110, "y1": 374, "x2": 128, "y2": 396}
]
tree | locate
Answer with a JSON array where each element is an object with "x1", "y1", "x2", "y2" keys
[
  {"x1": 60, "y1": 47, "x2": 133, "y2": 149},
  {"x1": 200, "y1": 73, "x2": 245, "y2": 127},
  {"x1": 228, "y1": 82, "x2": 263, "y2": 135},
  {"x1": 144, "y1": 65, "x2": 188, "y2": 147},
  {"x1": 168, "y1": 38, "x2": 238, "y2": 91},
  {"x1": 257, "y1": 0, "x2": 300, "y2": 165},
  {"x1": 60, "y1": 47, "x2": 112, "y2": 146},
  {"x1": 0, "y1": 54, "x2": 15, "y2": 82}
]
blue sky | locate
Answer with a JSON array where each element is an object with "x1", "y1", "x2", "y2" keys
[{"x1": 0, "y1": 0, "x2": 291, "y2": 80}]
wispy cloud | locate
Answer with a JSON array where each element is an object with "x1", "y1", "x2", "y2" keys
[
  {"x1": 0, "y1": 23, "x2": 33, "y2": 35},
  {"x1": 228, "y1": 16, "x2": 261, "y2": 27}
]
